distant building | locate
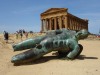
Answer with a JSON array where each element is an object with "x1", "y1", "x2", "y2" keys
[{"x1": 40, "y1": 8, "x2": 88, "y2": 32}]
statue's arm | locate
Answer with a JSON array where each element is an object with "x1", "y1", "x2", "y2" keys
[{"x1": 67, "y1": 40, "x2": 80, "y2": 59}]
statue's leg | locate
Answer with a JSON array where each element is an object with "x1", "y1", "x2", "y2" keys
[
  {"x1": 13, "y1": 36, "x2": 46, "y2": 51},
  {"x1": 11, "y1": 46, "x2": 52, "y2": 64},
  {"x1": 73, "y1": 44, "x2": 83, "y2": 58},
  {"x1": 67, "y1": 45, "x2": 80, "y2": 59}
]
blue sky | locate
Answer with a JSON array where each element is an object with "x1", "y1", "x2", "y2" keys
[{"x1": 0, "y1": 0, "x2": 100, "y2": 34}]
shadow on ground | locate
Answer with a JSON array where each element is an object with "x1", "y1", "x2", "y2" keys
[
  {"x1": 77, "y1": 55, "x2": 98, "y2": 60},
  {"x1": 13, "y1": 54, "x2": 98, "y2": 66}
]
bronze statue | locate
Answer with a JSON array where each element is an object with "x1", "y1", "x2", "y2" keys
[{"x1": 11, "y1": 29, "x2": 88, "y2": 64}]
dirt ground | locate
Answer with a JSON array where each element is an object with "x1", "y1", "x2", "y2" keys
[{"x1": 0, "y1": 34, "x2": 100, "y2": 75}]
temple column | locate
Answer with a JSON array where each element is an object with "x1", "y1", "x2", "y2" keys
[
  {"x1": 65, "y1": 15, "x2": 68, "y2": 29},
  {"x1": 80, "y1": 23, "x2": 81, "y2": 30},
  {"x1": 45, "y1": 19, "x2": 47, "y2": 31},
  {"x1": 73, "y1": 19, "x2": 75, "y2": 30},
  {"x1": 75, "y1": 20, "x2": 76, "y2": 30},
  {"x1": 59, "y1": 16, "x2": 62, "y2": 29},
  {"x1": 49, "y1": 18, "x2": 52, "y2": 30},
  {"x1": 78, "y1": 20, "x2": 80, "y2": 30},
  {"x1": 43, "y1": 19, "x2": 44, "y2": 32},
  {"x1": 81, "y1": 23, "x2": 83, "y2": 30},
  {"x1": 79, "y1": 20, "x2": 81, "y2": 30},
  {"x1": 69, "y1": 18, "x2": 72, "y2": 30},
  {"x1": 70, "y1": 19, "x2": 72, "y2": 30},
  {"x1": 41, "y1": 19, "x2": 43, "y2": 31},
  {"x1": 81, "y1": 21, "x2": 83, "y2": 30},
  {"x1": 86, "y1": 22, "x2": 88, "y2": 30},
  {"x1": 72, "y1": 19, "x2": 73, "y2": 30},
  {"x1": 54, "y1": 17, "x2": 57, "y2": 30},
  {"x1": 80, "y1": 21, "x2": 81, "y2": 30},
  {"x1": 44, "y1": 19, "x2": 47, "y2": 32},
  {"x1": 76, "y1": 20, "x2": 78, "y2": 30},
  {"x1": 68, "y1": 18, "x2": 70, "y2": 29},
  {"x1": 75, "y1": 20, "x2": 77, "y2": 30},
  {"x1": 47, "y1": 19, "x2": 49, "y2": 31}
]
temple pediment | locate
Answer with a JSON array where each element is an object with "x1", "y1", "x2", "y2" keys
[{"x1": 41, "y1": 8, "x2": 67, "y2": 15}]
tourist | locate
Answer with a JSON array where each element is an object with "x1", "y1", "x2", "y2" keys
[
  {"x1": 16, "y1": 31, "x2": 19, "y2": 39},
  {"x1": 25, "y1": 32, "x2": 28, "y2": 39},
  {"x1": 3, "y1": 31, "x2": 9, "y2": 43},
  {"x1": 20, "y1": 32, "x2": 23, "y2": 40}
]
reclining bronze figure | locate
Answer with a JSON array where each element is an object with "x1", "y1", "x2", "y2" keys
[{"x1": 11, "y1": 29, "x2": 88, "y2": 64}]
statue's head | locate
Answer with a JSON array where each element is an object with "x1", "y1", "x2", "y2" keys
[{"x1": 76, "y1": 29, "x2": 89, "y2": 40}]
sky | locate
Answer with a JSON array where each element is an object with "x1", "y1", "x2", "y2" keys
[{"x1": 0, "y1": 0, "x2": 100, "y2": 34}]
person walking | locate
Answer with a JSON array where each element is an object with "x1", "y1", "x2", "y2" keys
[
  {"x1": 19, "y1": 29, "x2": 23, "y2": 41},
  {"x1": 16, "y1": 31, "x2": 19, "y2": 39},
  {"x1": 25, "y1": 32, "x2": 28, "y2": 39},
  {"x1": 3, "y1": 31, "x2": 9, "y2": 43}
]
